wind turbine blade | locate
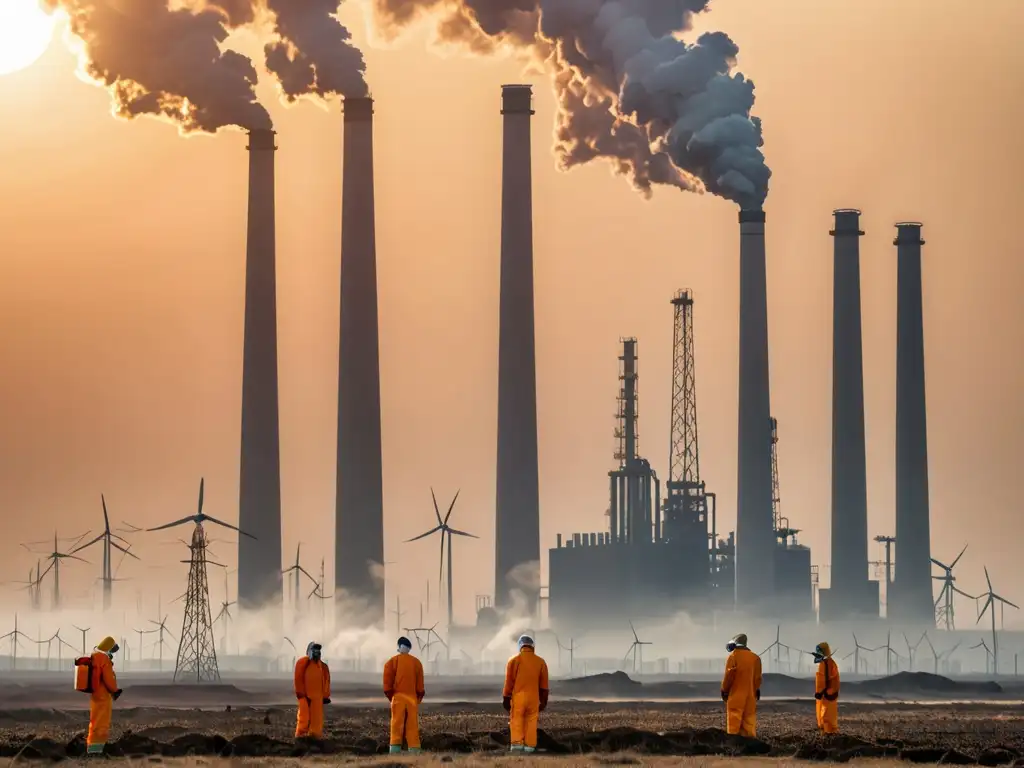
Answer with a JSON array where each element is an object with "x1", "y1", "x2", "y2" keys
[
  {"x1": 198, "y1": 477, "x2": 205, "y2": 515},
  {"x1": 70, "y1": 534, "x2": 105, "y2": 554},
  {"x1": 438, "y1": 533, "x2": 445, "y2": 591},
  {"x1": 629, "y1": 621, "x2": 639, "y2": 643},
  {"x1": 976, "y1": 596, "x2": 993, "y2": 624},
  {"x1": 102, "y1": 495, "x2": 111, "y2": 534},
  {"x1": 446, "y1": 527, "x2": 478, "y2": 539},
  {"x1": 110, "y1": 541, "x2": 139, "y2": 560},
  {"x1": 950, "y1": 544, "x2": 968, "y2": 569},
  {"x1": 952, "y1": 586, "x2": 977, "y2": 599},
  {"x1": 443, "y1": 489, "x2": 461, "y2": 525},
  {"x1": 993, "y1": 595, "x2": 1020, "y2": 610},
  {"x1": 405, "y1": 526, "x2": 442, "y2": 543},
  {"x1": 147, "y1": 517, "x2": 197, "y2": 533},
  {"x1": 430, "y1": 488, "x2": 443, "y2": 526},
  {"x1": 984, "y1": 566, "x2": 993, "y2": 592},
  {"x1": 204, "y1": 515, "x2": 256, "y2": 539},
  {"x1": 930, "y1": 558, "x2": 948, "y2": 570}
]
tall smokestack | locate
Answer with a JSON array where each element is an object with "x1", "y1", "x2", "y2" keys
[
  {"x1": 494, "y1": 84, "x2": 541, "y2": 612},
  {"x1": 891, "y1": 221, "x2": 932, "y2": 624},
  {"x1": 237, "y1": 128, "x2": 283, "y2": 610},
  {"x1": 335, "y1": 96, "x2": 384, "y2": 625},
  {"x1": 735, "y1": 209, "x2": 775, "y2": 611},
  {"x1": 827, "y1": 209, "x2": 874, "y2": 617}
]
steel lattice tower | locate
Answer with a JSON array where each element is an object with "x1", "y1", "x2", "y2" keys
[
  {"x1": 174, "y1": 524, "x2": 220, "y2": 683},
  {"x1": 664, "y1": 290, "x2": 708, "y2": 545}
]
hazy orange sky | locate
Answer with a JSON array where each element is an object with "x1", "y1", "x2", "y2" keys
[{"x1": 0, "y1": 0, "x2": 1021, "y2": 627}]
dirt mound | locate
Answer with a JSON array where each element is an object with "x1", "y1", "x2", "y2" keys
[
  {"x1": 854, "y1": 672, "x2": 1003, "y2": 698},
  {"x1": 560, "y1": 672, "x2": 642, "y2": 697},
  {"x1": 124, "y1": 684, "x2": 257, "y2": 704}
]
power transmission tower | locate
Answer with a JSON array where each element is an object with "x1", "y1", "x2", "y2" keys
[
  {"x1": 147, "y1": 479, "x2": 253, "y2": 683},
  {"x1": 174, "y1": 524, "x2": 220, "y2": 682},
  {"x1": 664, "y1": 291, "x2": 711, "y2": 552}
]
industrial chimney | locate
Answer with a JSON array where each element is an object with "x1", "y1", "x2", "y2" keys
[
  {"x1": 821, "y1": 209, "x2": 877, "y2": 620},
  {"x1": 494, "y1": 84, "x2": 541, "y2": 612},
  {"x1": 734, "y1": 209, "x2": 776, "y2": 611},
  {"x1": 237, "y1": 128, "x2": 283, "y2": 611},
  {"x1": 335, "y1": 96, "x2": 385, "y2": 625},
  {"x1": 891, "y1": 221, "x2": 933, "y2": 624}
]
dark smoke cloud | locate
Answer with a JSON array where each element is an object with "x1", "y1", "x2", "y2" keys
[
  {"x1": 46, "y1": 0, "x2": 271, "y2": 133},
  {"x1": 371, "y1": 0, "x2": 770, "y2": 208},
  {"x1": 263, "y1": 0, "x2": 368, "y2": 100}
]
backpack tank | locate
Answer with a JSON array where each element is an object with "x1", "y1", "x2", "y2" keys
[{"x1": 74, "y1": 656, "x2": 94, "y2": 693}]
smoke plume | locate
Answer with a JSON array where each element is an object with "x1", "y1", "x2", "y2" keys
[
  {"x1": 46, "y1": 0, "x2": 271, "y2": 133},
  {"x1": 370, "y1": 0, "x2": 771, "y2": 208},
  {"x1": 262, "y1": 0, "x2": 368, "y2": 100}
]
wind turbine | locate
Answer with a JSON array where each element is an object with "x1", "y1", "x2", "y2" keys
[
  {"x1": 556, "y1": 636, "x2": 579, "y2": 675},
  {"x1": 0, "y1": 615, "x2": 31, "y2": 670},
  {"x1": 405, "y1": 488, "x2": 478, "y2": 630},
  {"x1": 903, "y1": 632, "x2": 926, "y2": 672},
  {"x1": 976, "y1": 566, "x2": 1019, "y2": 675},
  {"x1": 624, "y1": 621, "x2": 652, "y2": 675},
  {"x1": 971, "y1": 639, "x2": 995, "y2": 675},
  {"x1": 759, "y1": 625, "x2": 794, "y2": 673},
  {"x1": 847, "y1": 633, "x2": 876, "y2": 675},
  {"x1": 72, "y1": 625, "x2": 91, "y2": 656},
  {"x1": 34, "y1": 532, "x2": 89, "y2": 609},
  {"x1": 214, "y1": 569, "x2": 236, "y2": 655},
  {"x1": 282, "y1": 542, "x2": 316, "y2": 616},
  {"x1": 149, "y1": 612, "x2": 176, "y2": 672},
  {"x1": 932, "y1": 544, "x2": 973, "y2": 630},
  {"x1": 923, "y1": 633, "x2": 960, "y2": 676},
  {"x1": 880, "y1": 630, "x2": 902, "y2": 675},
  {"x1": 71, "y1": 495, "x2": 141, "y2": 611}
]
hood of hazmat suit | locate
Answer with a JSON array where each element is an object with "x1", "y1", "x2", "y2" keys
[
  {"x1": 306, "y1": 642, "x2": 322, "y2": 661},
  {"x1": 726, "y1": 633, "x2": 748, "y2": 653},
  {"x1": 397, "y1": 637, "x2": 412, "y2": 654},
  {"x1": 517, "y1": 635, "x2": 535, "y2": 651},
  {"x1": 813, "y1": 642, "x2": 832, "y2": 665}
]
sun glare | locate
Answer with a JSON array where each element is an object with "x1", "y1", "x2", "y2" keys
[{"x1": 0, "y1": 0, "x2": 57, "y2": 77}]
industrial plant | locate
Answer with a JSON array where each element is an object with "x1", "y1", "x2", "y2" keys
[
  {"x1": 226, "y1": 83, "x2": 968, "y2": 635},
  {"x1": 7, "y1": 83, "x2": 1018, "y2": 685}
]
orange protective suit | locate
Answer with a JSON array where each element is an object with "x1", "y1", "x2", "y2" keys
[
  {"x1": 814, "y1": 645, "x2": 840, "y2": 734},
  {"x1": 294, "y1": 648, "x2": 331, "y2": 739},
  {"x1": 721, "y1": 644, "x2": 762, "y2": 737},
  {"x1": 383, "y1": 650, "x2": 425, "y2": 752},
  {"x1": 503, "y1": 644, "x2": 550, "y2": 752},
  {"x1": 87, "y1": 650, "x2": 119, "y2": 754}
]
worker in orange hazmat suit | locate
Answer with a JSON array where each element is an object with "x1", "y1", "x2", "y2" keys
[
  {"x1": 813, "y1": 642, "x2": 840, "y2": 734},
  {"x1": 503, "y1": 634, "x2": 550, "y2": 753},
  {"x1": 383, "y1": 636, "x2": 425, "y2": 754},
  {"x1": 720, "y1": 633, "x2": 762, "y2": 738},
  {"x1": 294, "y1": 642, "x2": 331, "y2": 739},
  {"x1": 87, "y1": 636, "x2": 123, "y2": 756}
]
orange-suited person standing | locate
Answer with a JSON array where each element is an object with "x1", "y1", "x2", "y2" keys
[
  {"x1": 80, "y1": 636, "x2": 123, "y2": 756},
  {"x1": 813, "y1": 642, "x2": 840, "y2": 733},
  {"x1": 383, "y1": 636, "x2": 425, "y2": 754},
  {"x1": 294, "y1": 642, "x2": 331, "y2": 738},
  {"x1": 502, "y1": 635, "x2": 550, "y2": 753},
  {"x1": 720, "y1": 633, "x2": 762, "y2": 737}
]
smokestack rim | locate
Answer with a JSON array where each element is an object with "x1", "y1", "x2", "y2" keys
[
  {"x1": 246, "y1": 128, "x2": 277, "y2": 151},
  {"x1": 738, "y1": 209, "x2": 766, "y2": 224},
  {"x1": 501, "y1": 83, "x2": 535, "y2": 115},
  {"x1": 830, "y1": 208, "x2": 864, "y2": 237},
  {"x1": 893, "y1": 221, "x2": 925, "y2": 246},
  {"x1": 343, "y1": 96, "x2": 374, "y2": 122}
]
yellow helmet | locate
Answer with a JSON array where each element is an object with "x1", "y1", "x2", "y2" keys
[{"x1": 97, "y1": 636, "x2": 117, "y2": 653}]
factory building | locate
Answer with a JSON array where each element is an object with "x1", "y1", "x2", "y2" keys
[
  {"x1": 236, "y1": 128, "x2": 283, "y2": 611},
  {"x1": 335, "y1": 96, "x2": 385, "y2": 625},
  {"x1": 548, "y1": 338, "x2": 714, "y2": 627}
]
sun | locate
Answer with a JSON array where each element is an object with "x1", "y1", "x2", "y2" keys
[{"x1": 0, "y1": 0, "x2": 57, "y2": 77}]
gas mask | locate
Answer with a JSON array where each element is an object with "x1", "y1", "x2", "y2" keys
[
  {"x1": 310, "y1": 645, "x2": 322, "y2": 662},
  {"x1": 726, "y1": 641, "x2": 737, "y2": 653}
]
